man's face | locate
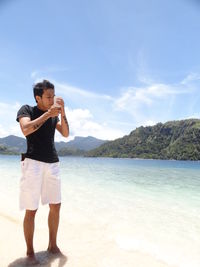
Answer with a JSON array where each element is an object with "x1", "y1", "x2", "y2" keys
[{"x1": 37, "y1": 89, "x2": 55, "y2": 110}]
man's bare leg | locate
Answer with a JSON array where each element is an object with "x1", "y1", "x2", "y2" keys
[
  {"x1": 23, "y1": 209, "x2": 39, "y2": 264},
  {"x1": 48, "y1": 203, "x2": 61, "y2": 253}
]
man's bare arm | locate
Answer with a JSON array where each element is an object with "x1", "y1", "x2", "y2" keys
[
  {"x1": 56, "y1": 113, "x2": 69, "y2": 137},
  {"x1": 19, "y1": 107, "x2": 60, "y2": 137},
  {"x1": 55, "y1": 98, "x2": 69, "y2": 137}
]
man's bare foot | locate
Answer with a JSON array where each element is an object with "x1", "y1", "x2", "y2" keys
[
  {"x1": 25, "y1": 254, "x2": 40, "y2": 265},
  {"x1": 47, "y1": 245, "x2": 61, "y2": 254}
]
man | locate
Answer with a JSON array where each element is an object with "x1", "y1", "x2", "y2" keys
[{"x1": 16, "y1": 80, "x2": 69, "y2": 264}]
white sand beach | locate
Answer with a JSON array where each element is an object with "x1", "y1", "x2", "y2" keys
[{"x1": 0, "y1": 206, "x2": 176, "y2": 267}]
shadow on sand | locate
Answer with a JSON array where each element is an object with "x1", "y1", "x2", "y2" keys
[{"x1": 8, "y1": 251, "x2": 68, "y2": 267}]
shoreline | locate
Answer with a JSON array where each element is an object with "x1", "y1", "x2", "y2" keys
[{"x1": 1, "y1": 153, "x2": 200, "y2": 162}]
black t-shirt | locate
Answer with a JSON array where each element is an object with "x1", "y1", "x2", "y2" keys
[{"x1": 16, "y1": 105, "x2": 59, "y2": 163}]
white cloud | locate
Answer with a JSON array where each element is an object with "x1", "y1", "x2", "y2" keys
[
  {"x1": 55, "y1": 107, "x2": 125, "y2": 141},
  {"x1": 0, "y1": 100, "x2": 125, "y2": 141},
  {"x1": 0, "y1": 102, "x2": 23, "y2": 138},
  {"x1": 31, "y1": 77, "x2": 113, "y2": 101},
  {"x1": 54, "y1": 81, "x2": 113, "y2": 101},
  {"x1": 120, "y1": 84, "x2": 180, "y2": 104},
  {"x1": 179, "y1": 113, "x2": 200, "y2": 120},
  {"x1": 0, "y1": 124, "x2": 8, "y2": 137},
  {"x1": 0, "y1": 102, "x2": 20, "y2": 115},
  {"x1": 142, "y1": 120, "x2": 157, "y2": 127},
  {"x1": 1, "y1": 72, "x2": 200, "y2": 141},
  {"x1": 181, "y1": 73, "x2": 200, "y2": 85},
  {"x1": 114, "y1": 82, "x2": 192, "y2": 114},
  {"x1": 112, "y1": 76, "x2": 200, "y2": 129}
]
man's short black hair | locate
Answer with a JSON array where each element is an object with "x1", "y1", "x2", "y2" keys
[{"x1": 33, "y1": 80, "x2": 54, "y2": 103}]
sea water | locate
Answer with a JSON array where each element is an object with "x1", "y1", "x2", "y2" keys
[{"x1": 0, "y1": 155, "x2": 200, "y2": 267}]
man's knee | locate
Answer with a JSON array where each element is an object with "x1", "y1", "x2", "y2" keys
[
  {"x1": 25, "y1": 209, "x2": 37, "y2": 218},
  {"x1": 49, "y1": 203, "x2": 61, "y2": 214}
]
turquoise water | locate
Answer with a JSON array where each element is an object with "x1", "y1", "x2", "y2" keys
[{"x1": 0, "y1": 155, "x2": 200, "y2": 267}]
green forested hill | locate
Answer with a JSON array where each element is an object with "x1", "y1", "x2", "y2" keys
[
  {"x1": 87, "y1": 119, "x2": 200, "y2": 160},
  {"x1": 0, "y1": 144, "x2": 18, "y2": 155}
]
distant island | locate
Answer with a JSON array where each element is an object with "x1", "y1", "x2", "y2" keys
[
  {"x1": 87, "y1": 119, "x2": 200, "y2": 160},
  {"x1": 0, "y1": 135, "x2": 108, "y2": 156},
  {"x1": 1, "y1": 119, "x2": 200, "y2": 160}
]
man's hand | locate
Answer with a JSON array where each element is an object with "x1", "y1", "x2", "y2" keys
[
  {"x1": 55, "y1": 97, "x2": 69, "y2": 138},
  {"x1": 48, "y1": 105, "x2": 61, "y2": 118},
  {"x1": 54, "y1": 97, "x2": 65, "y2": 111}
]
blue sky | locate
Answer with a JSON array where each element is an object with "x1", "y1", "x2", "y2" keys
[{"x1": 0, "y1": 0, "x2": 200, "y2": 141}]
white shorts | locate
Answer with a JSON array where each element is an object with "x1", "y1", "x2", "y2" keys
[{"x1": 20, "y1": 158, "x2": 61, "y2": 210}]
